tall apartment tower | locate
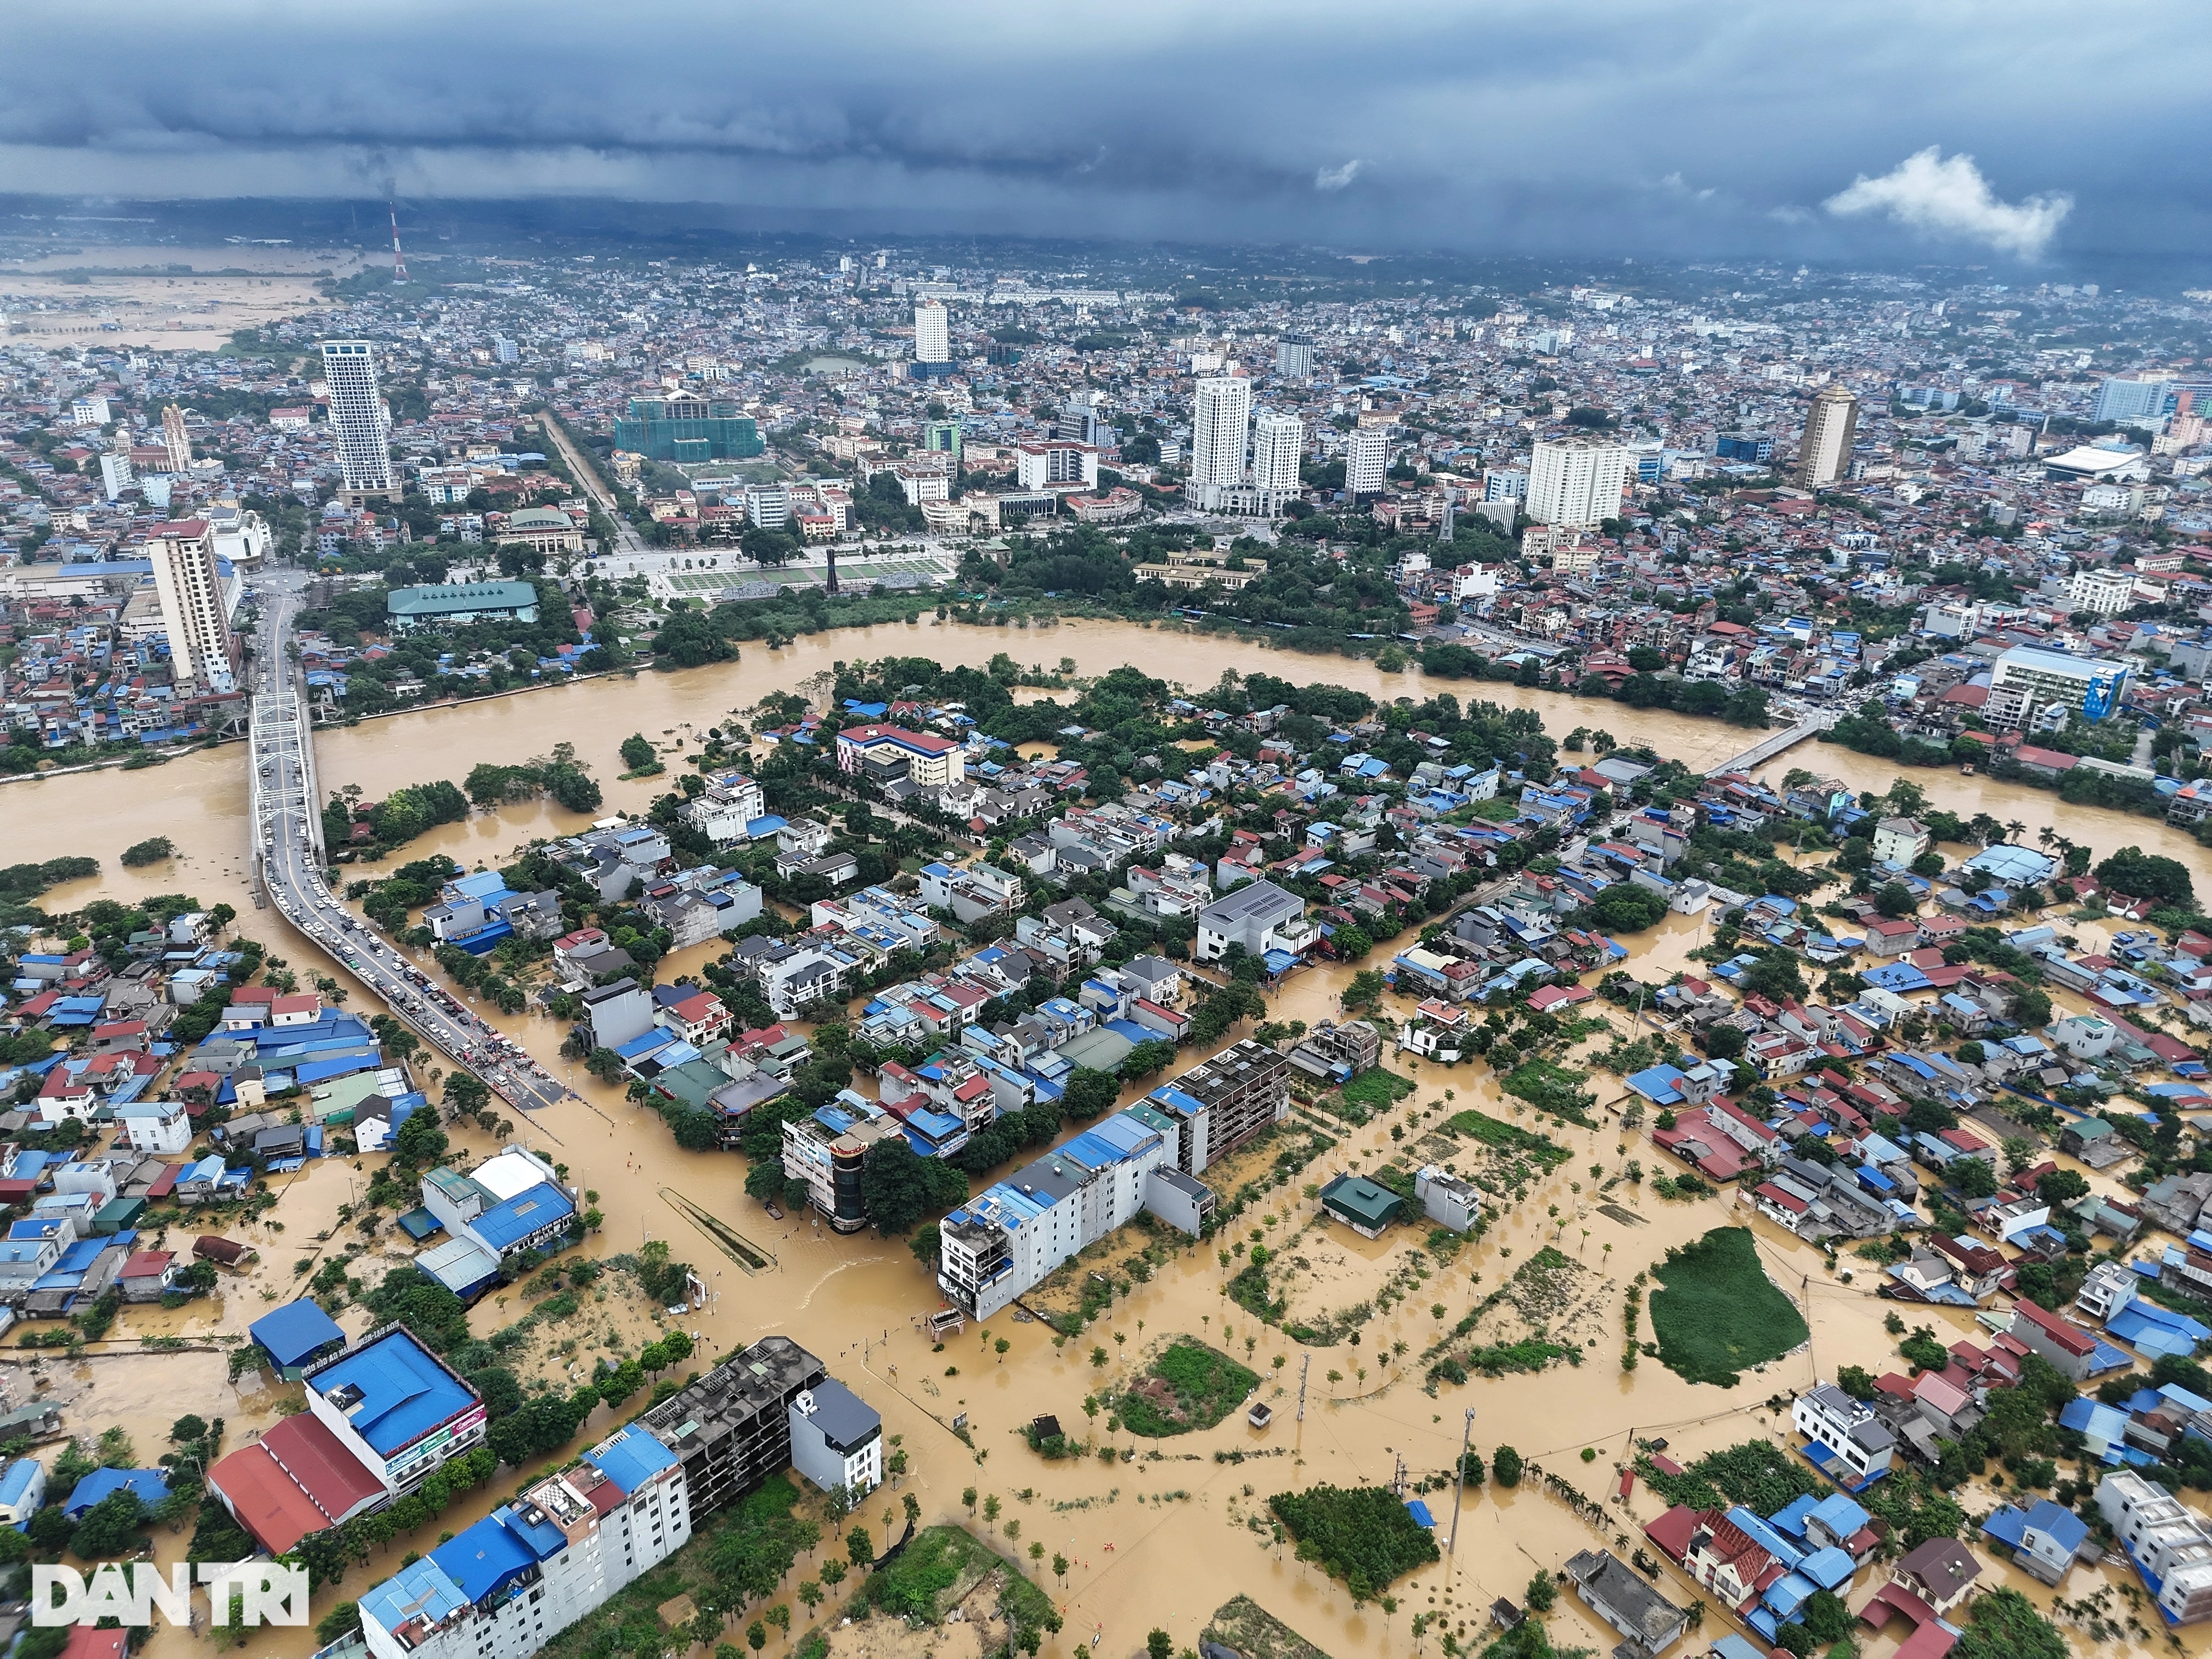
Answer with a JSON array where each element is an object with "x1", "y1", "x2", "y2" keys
[
  {"x1": 149, "y1": 519, "x2": 238, "y2": 693},
  {"x1": 1526, "y1": 436, "x2": 1632, "y2": 526},
  {"x1": 1796, "y1": 384, "x2": 1860, "y2": 489},
  {"x1": 913, "y1": 302, "x2": 950, "y2": 364},
  {"x1": 1185, "y1": 373, "x2": 1252, "y2": 510},
  {"x1": 1251, "y1": 411, "x2": 1306, "y2": 507},
  {"x1": 1345, "y1": 427, "x2": 1391, "y2": 497},
  {"x1": 1274, "y1": 337, "x2": 1314, "y2": 382},
  {"x1": 160, "y1": 404, "x2": 192, "y2": 473},
  {"x1": 320, "y1": 341, "x2": 398, "y2": 503}
]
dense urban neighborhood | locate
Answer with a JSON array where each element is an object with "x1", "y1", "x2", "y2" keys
[{"x1": 7, "y1": 224, "x2": 2212, "y2": 1659}]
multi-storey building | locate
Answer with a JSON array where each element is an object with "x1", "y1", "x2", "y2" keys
[
  {"x1": 638, "y1": 1337, "x2": 827, "y2": 1520},
  {"x1": 1185, "y1": 374, "x2": 1252, "y2": 511},
  {"x1": 1527, "y1": 436, "x2": 1631, "y2": 526},
  {"x1": 1014, "y1": 441, "x2": 1098, "y2": 491},
  {"x1": 301, "y1": 1326, "x2": 487, "y2": 1496},
  {"x1": 1142, "y1": 1038, "x2": 1290, "y2": 1175},
  {"x1": 913, "y1": 301, "x2": 950, "y2": 363},
  {"x1": 1796, "y1": 384, "x2": 1859, "y2": 489},
  {"x1": 360, "y1": 1425, "x2": 690, "y2": 1659},
  {"x1": 1985, "y1": 645, "x2": 2133, "y2": 727},
  {"x1": 321, "y1": 342, "x2": 399, "y2": 503},
  {"x1": 2099, "y1": 1471, "x2": 2212, "y2": 1623},
  {"x1": 148, "y1": 518, "x2": 239, "y2": 693},
  {"x1": 1345, "y1": 427, "x2": 1390, "y2": 496}
]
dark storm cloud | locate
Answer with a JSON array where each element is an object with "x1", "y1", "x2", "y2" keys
[{"x1": 2, "y1": 1, "x2": 2202, "y2": 262}]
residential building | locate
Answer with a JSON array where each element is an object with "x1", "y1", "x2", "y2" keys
[
  {"x1": 1415, "y1": 1165, "x2": 1482, "y2": 1232},
  {"x1": 2098, "y1": 1470, "x2": 2212, "y2": 1623},
  {"x1": 1014, "y1": 442, "x2": 1098, "y2": 492},
  {"x1": 1871, "y1": 817, "x2": 1929, "y2": 867},
  {"x1": 913, "y1": 301, "x2": 950, "y2": 364},
  {"x1": 1251, "y1": 411, "x2": 1305, "y2": 509},
  {"x1": 302, "y1": 1325, "x2": 486, "y2": 1495},
  {"x1": 1194, "y1": 878, "x2": 1313, "y2": 962},
  {"x1": 322, "y1": 341, "x2": 399, "y2": 502},
  {"x1": 1792, "y1": 1382, "x2": 1895, "y2": 1482},
  {"x1": 149, "y1": 519, "x2": 239, "y2": 692},
  {"x1": 1273, "y1": 337, "x2": 1313, "y2": 381},
  {"x1": 1797, "y1": 384, "x2": 1859, "y2": 489},
  {"x1": 1186, "y1": 374, "x2": 1252, "y2": 511},
  {"x1": 1527, "y1": 436, "x2": 1630, "y2": 526},
  {"x1": 612, "y1": 396, "x2": 764, "y2": 462},
  {"x1": 637, "y1": 1336, "x2": 828, "y2": 1520},
  {"x1": 583, "y1": 980, "x2": 656, "y2": 1051},
  {"x1": 781, "y1": 1106, "x2": 906, "y2": 1232},
  {"x1": 836, "y1": 723, "x2": 967, "y2": 788},
  {"x1": 419, "y1": 1146, "x2": 577, "y2": 1268},
  {"x1": 1142, "y1": 1039, "x2": 1290, "y2": 1175},
  {"x1": 2067, "y1": 565, "x2": 2139, "y2": 616},
  {"x1": 787, "y1": 1379, "x2": 882, "y2": 1499},
  {"x1": 1562, "y1": 1549, "x2": 1689, "y2": 1655},
  {"x1": 1345, "y1": 427, "x2": 1390, "y2": 498},
  {"x1": 359, "y1": 1424, "x2": 690, "y2": 1659}
]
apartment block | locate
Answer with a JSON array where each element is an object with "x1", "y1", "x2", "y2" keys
[{"x1": 637, "y1": 1337, "x2": 828, "y2": 1521}]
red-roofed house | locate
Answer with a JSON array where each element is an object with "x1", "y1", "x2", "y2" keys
[
  {"x1": 117, "y1": 1250, "x2": 176, "y2": 1302},
  {"x1": 206, "y1": 1411, "x2": 389, "y2": 1556},
  {"x1": 2009, "y1": 1297, "x2": 2098, "y2": 1382}
]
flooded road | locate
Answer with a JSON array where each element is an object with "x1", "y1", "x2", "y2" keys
[{"x1": 12, "y1": 619, "x2": 2208, "y2": 1659}]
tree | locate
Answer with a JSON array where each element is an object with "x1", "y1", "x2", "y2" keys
[
  {"x1": 1148, "y1": 1632, "x2": 1173, "y2": 1659},
  {"x1": 1591, "y1": 885, "x2": 1667, "y2": 933},
  {"x1": 620, "y1": 733, "x2": 657, "y2": 771},
  {"x1": 1491, "y1": 1446, "x2": 1522, "y2": 1487},
  {"x1": 1523, "y1": 1570, "x2": 1555, "y2": 1614},
  {"x1": 1874, "y1": 882, "x2": 1918, "y2": 919},
  {"x1": 1951, "y1": 1157, "x2": 2000, "y2": 1199},
  {"x1": 2036, "y1": 1167, "x2": 2090, "y2": 1206},
  {"x1": 1342, "y1": 969, "x2": 1386, "y2": 1012},
  {"x1": 2095, "y1": 847, "x2": 2194, "y2": 909},
  {"x1": 847, "y1": 1525, "x2": 872, "y2": 1566},
  {"x1": 1119, "y1": 1040, "x2": 1177, "y2": 1081},
  {"x1": 1951, "y1": 1587, "x2": 2068, "y2": 1659},
  {"x1": 1910, "y1": 850, "x2": 1948, "y2": 878},
  {"x1": 1332, "y1": 924, "x2": 1374, "y2": 960},
  {"x1": 392, "y1": 1110, "x2": 448, "y2": 1166},
  {"x1": 69, "y1": 1490, "x2": 149, "y2": 1559},
  {"x1": 859, "y1": 1139, "x2": 969, "y2": 1234},
  {"x1": 1062, "y1": 1068, "x2": 1120, "y2": 1122}
]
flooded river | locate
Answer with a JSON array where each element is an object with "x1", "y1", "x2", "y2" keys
[{"x1": 12, "y1": 619, "x2": 2207, "y2": 1659}]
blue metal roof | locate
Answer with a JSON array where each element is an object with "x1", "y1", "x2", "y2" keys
[
  {"x1": 249, "y1": 1297, "x2": 345, "y2": 1367},
  {"x1": 470, "y1": 1181, "x2": 576, "y2": 1251},
  {"x1": 428, "y1": 1510, "x2": 542, "y2": 1602},
  {"x1": 309, "y1": 1327, "x2": 476, "y2": 1455},
  {"x1": 62, "y1": 1468, "x2": 169, "y2": 1519},
  {"x1": 585, "y1": 1426, "x2": 678, "y2": 1496}
]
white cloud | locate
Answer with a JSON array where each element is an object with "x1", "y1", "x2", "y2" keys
[
  {"x1": 1313, "y1": 159, "x2": 1361, "y2": 192},
  {"x1": 1823, "y1": 146, "x2": 2070, "y2": 258}
]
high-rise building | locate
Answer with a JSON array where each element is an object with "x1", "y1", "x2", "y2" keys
[
  {"x1": 98, "y1": 453, "x2": 134, "y2": 501},
  {"x1": 1184, "y1": 374, "x2": 1252, "y2": 510},
  {"x1": 2092, "y1": 376, "x2": 2174, "y2": 426},
  {"x1": 913, "y1": 301, "x2": 950, "y2": 364},
  {"x1": 1274, "y1": 337, "x2": 1314, "y2": 381},
  {"x1": 160, "y1": 404, "x2": 192, "y2": 473},
  {"x1": 1251, "y1": 410, "x2": 1305, "y2": 506},
  {"x1": 320, "y1": 341, "x2": 398, "y2": 503},
  {"x1": 922, "y1": 420, "x2": 963, "y2": 463},
  {"x1": 1345, "y1": 428, "x2": 1391, "y2": 496},
  {"x1": 1527, "y1": 436, "x2": 1632, "y2": 525},
  {"x1": 1796, "y1": 385, "x2": 1860, "y2": 489},
  {"x1": 493, "y1": 336, "x2": 519, "y2": 364},
  {"x1": 612, "y1": 396, "x2": 765, "y2": 462},
  {"x1": 149, "y1": 519, "x2": 239, "y2": 693}
]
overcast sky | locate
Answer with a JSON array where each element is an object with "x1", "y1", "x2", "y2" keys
[{"x1": 2, "y1": 2, "x2": 2200, "y2": 268}]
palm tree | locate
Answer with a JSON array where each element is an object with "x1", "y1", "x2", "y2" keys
[{"x1": 2004, "y1": 819, "x2": 2026, "y2": 843}]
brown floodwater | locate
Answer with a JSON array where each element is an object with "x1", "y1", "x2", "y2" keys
[{"x1": 13, "y1": 619, "x2": 2208, "y2": 1659}]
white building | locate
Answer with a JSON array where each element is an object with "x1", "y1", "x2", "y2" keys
[
  {"x1": 1985, "y1": 645, "x2": 2132, "y2": 727},
  {"x1": 99, "y1": 453, "x2": 134, "y2": 501},
  {"x1": 913, "y1": 301, "x2": 950, "y2": 364},
  {"x1": 1793, "y1": 1382, "x2": 1895, "y2": 1480},
  {"x1": 681, "y1": 772, "x2": 766, "y2": 845},
  {"x1": 1797, "y1": 384, "x2": 1859, "y2": 489},
  {"x1": 1194, "y1": 878, "x2": 1316, "y2": 962},
  {"x1": 321, "y1": 341, "x2": 398, "y2": 501},
  {"x1": 161, "y1": 404, "x2": 193, "y2": 474},
  {"x1": 1345, "y1": 427, "x2": 1390, "y2": 496},
  {"x1": 1185, "y1": 374, "x2": 1253, "y2": 511},
  {"x1": 1014, "y1": 442, "x2": 1098, "y2": 491},
  {"x1": 787, "y1": 1380, "x2": 882, "y2": 1498},
  {"x1": 2066, "y1": 566, "x2": 2138, "y2": 616},
  {"x1": 360, "y1": 1425, "x2": 691, "y2": 1659},
  {"x1": 149, "y1": 518, "x2": 240, "y2": 693},
  {"x1": 1251, "y1": 411, "x2": 1305, "y2": 509},
  {"x1": 1526, "y1": 437, "x2": 1631, "y2": 526},
  {"x1": 2098, "y1": 1471, "x2": 2212, "y2": 1623},
  {"x1": 938, "y1": 1112, "x2": 1180, "y2": 1320},
  {"x1": 1273, "y1": 338, "x2": 1313, "y2": 381},
  {"x1": 115, "y1": 1099, "x2": 191, "y2": 1154}
]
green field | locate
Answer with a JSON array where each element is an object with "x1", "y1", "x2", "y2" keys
[
  {"x1": 1121, "y1": 1337, "x2": 1260, "y2": 1436},
  {"x1": 1648, "y1": 1226, "x2": 1809, "y2": 1386}
]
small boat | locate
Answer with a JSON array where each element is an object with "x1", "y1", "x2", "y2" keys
[
  {"x1": 763, "y1": 1200, "x2": 785, "y2": 1220},
  {"x1": 1959, "y1": 763, "x2": 1976, "y2": 775}
]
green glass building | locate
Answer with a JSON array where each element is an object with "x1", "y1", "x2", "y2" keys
[{"x1": 613, "y1": 396, "x2": 765, "y2": 462}]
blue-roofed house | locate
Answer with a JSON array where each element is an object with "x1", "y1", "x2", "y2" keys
[
  {"x1": 303, "y1": 1325, "x2": 486, "y2": 1493},
  {"x1": 249, "y1": 1296, "x2": 347, "y2": 1379},
  {"x1": 419, "y1": 1145, "x2": 577, "y2": 1265},
  {"x1": 62, "y1": 1467, "x2": 169, "y2": 1519},
  {"x1": 0, "y1": 1458, "x2": 42, "y2": 1527},
  {"x1": 1981, "y1": 1497, "x2": 2091, "y2": 1585}
]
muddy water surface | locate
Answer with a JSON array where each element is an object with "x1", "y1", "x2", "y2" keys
[{"x1": 14, "y1": 622, "x2": 2209, "y2": 1659}]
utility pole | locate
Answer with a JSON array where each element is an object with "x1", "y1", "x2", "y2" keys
[
  {"x1": 1449, "y1": 1408, "x2": 1474, "y2": 1555},
  {"x1": 1297, "y1": 1354, "x2": 1310, "y2": 1422}
]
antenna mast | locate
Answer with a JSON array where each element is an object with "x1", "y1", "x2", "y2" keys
[{"x1": 388, "y1": 198, "x2": 409, "y2": 285}]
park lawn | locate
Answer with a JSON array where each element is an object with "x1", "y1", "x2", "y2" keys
[
  {"x1": 1121, "y1": 1337, "x2": 1260, "y2": 1437},
  {"x1": 1447, "y1": 1108, "x2": 1572, "y2": 1170},
  {"x1": 1649, "y1": 1226, "x2": 1809, "y2": 1386},
  {"x1": 860, "y1": 1525, "x2": 1059, "y2": 1650},
  {"x1": 1339, "y1": 1066, "x2": 1415, "y2": 1112}
]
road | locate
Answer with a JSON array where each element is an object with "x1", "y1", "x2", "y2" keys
[
  {"x1": 536, "y1": 412, "x2": 650, "y2": 555},
  {"x1": 246, "y1": 571, "x2": 573, "y2": 1114}
]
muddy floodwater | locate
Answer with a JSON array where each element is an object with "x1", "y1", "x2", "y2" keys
[{"x1": 13, "y1": 618, "x2": 2211, "y2": 1659}]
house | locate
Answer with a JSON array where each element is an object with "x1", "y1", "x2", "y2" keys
[
  {"x1": 2099, "y1": 1470, "x2": 2212, "y2": 1623},
  {"x1": 1981, "y1": 1497, "x2": 2091, "y2": 1587},
  {"x1": 114, "y1": 1098, "x2": 190, "y2": 1154},
  {"x1": 1793, "y1": 1383, "x2": 1895, "y2": 1483},
  {"x1": 248, "y1": 1297, "x2": 347, "y2": 1380},
  {"x1": 301, "y1": 1325, "x2": 486, "y2": 1494},
  {"x1": 116, "y1": 1250, "x2": 176, "y2": 1302},
  {"x1": 786, "y1": 1379, "x2": 882, "y2": 1498},
  {"x1": 1318, "y1": 1173, "x2": 1405, "y2": 1240},
  {"x1": 1562, "y1": 1549, "x2": 1689, "y2": 1655},
  {"x1": 2008, "y1": 1297, "x2": 2102, "y2": 1383},
  {"x1": 1891, "y1": 1536, "x2": 1982, "y2": 1617},
  {"x1": 1873, "y1": 817, "x2": 1932, "y2": 867},
  {"x1": 1194, "y1": 879, "x2": 1315, "y2": 963},
  {"x1": 1414, "y1": 1166, "x2": 1482, "y2": 1233}
]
